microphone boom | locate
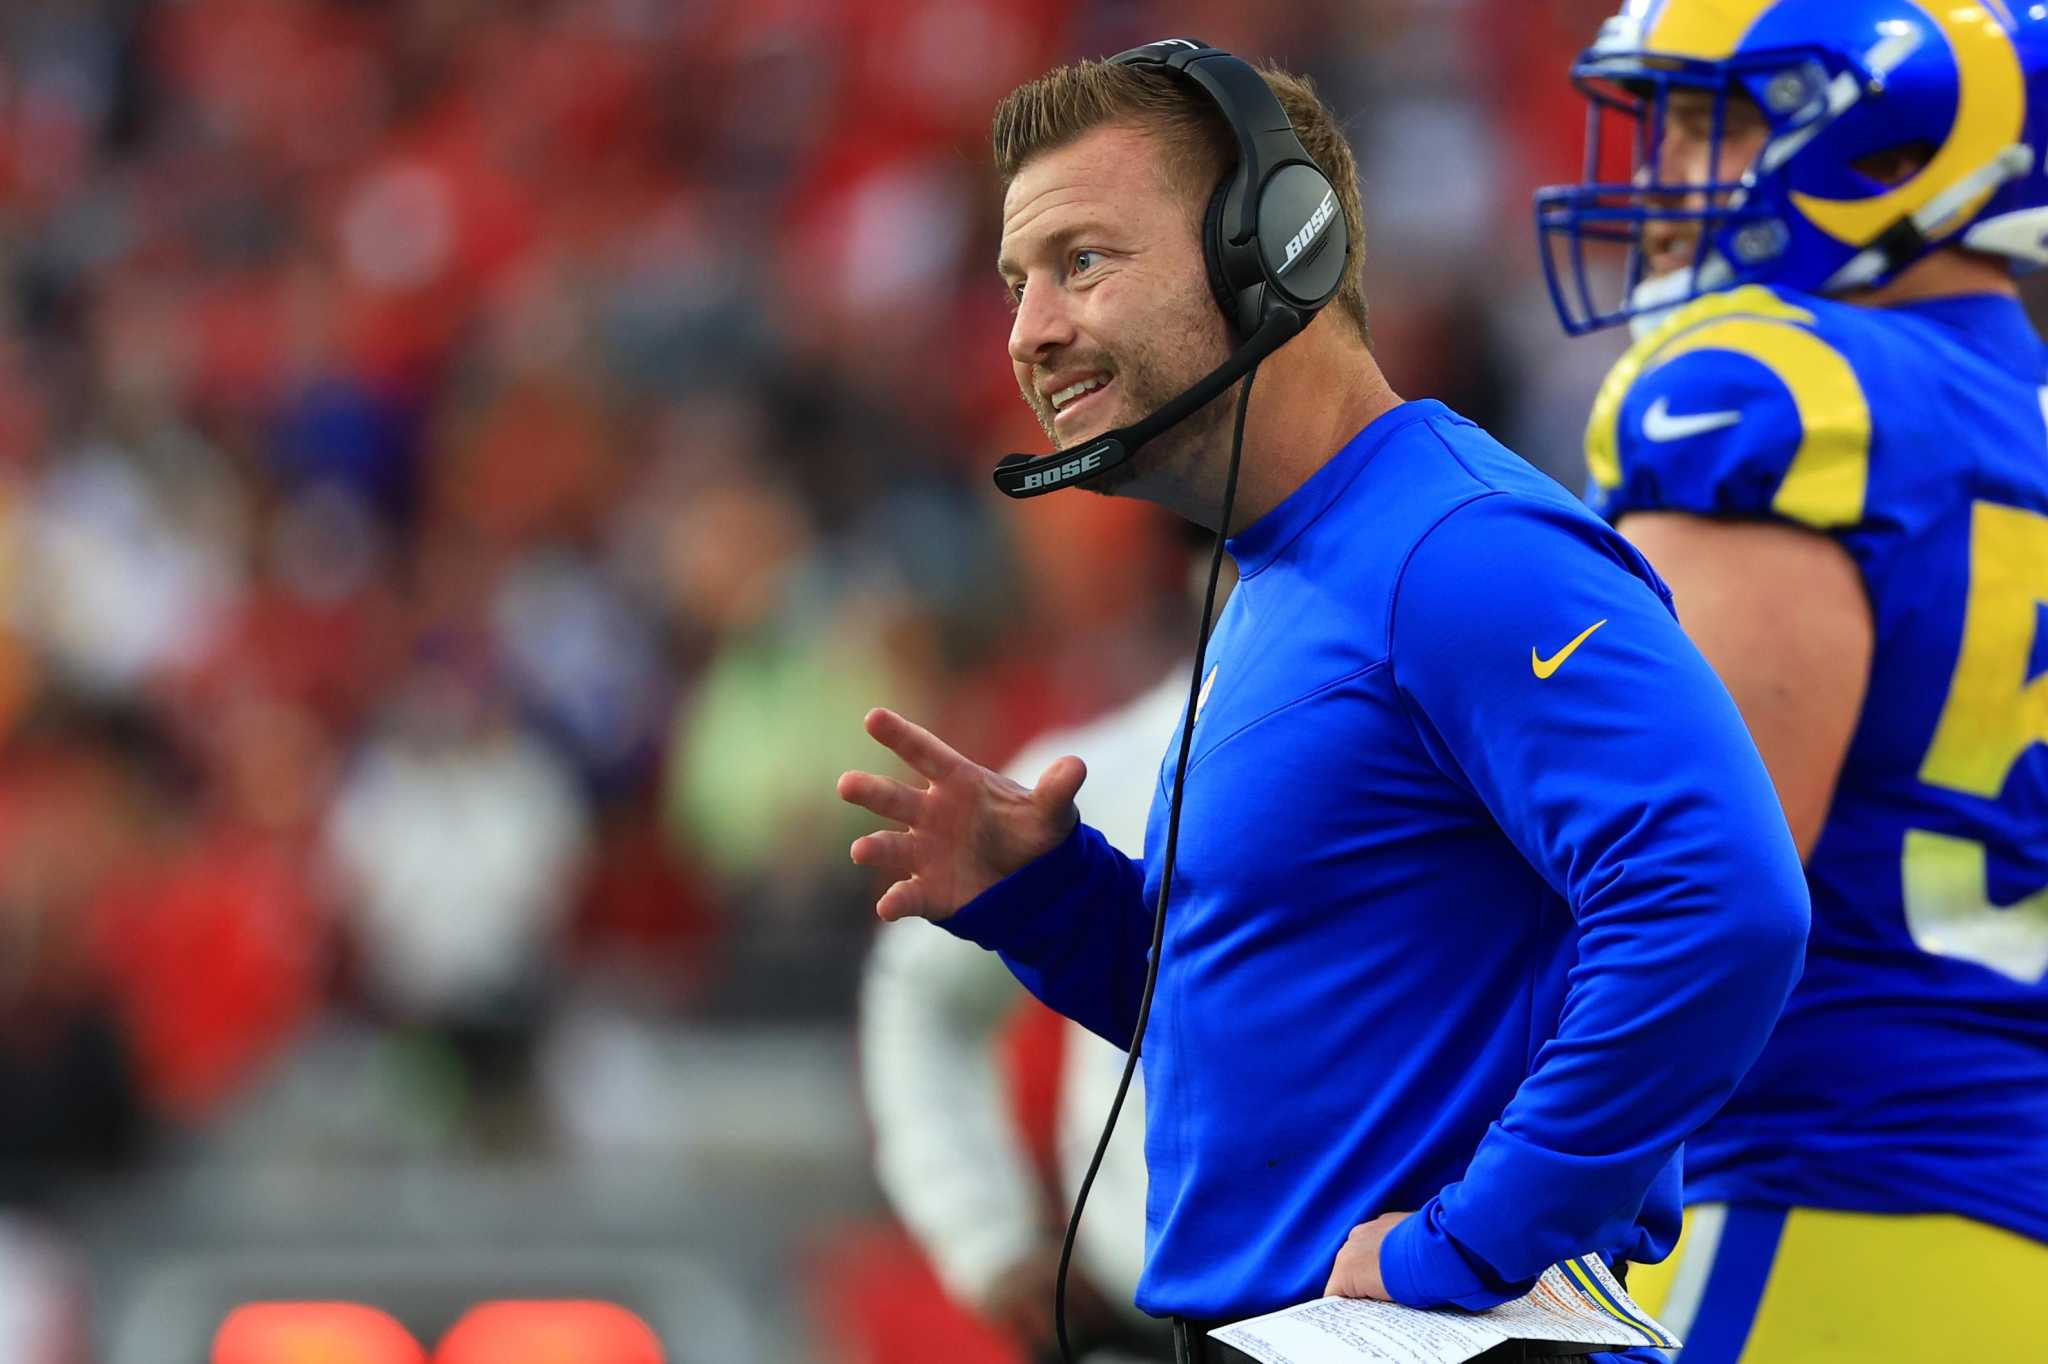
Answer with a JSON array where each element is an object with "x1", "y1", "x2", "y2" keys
[{"x1": 993, "y1": 307, "x2": 1303, "y2": 498}]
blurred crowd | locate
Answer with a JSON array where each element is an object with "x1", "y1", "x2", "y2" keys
[{"x1": 0, "y1": 0, "x2": 1636, "y2": 1270}]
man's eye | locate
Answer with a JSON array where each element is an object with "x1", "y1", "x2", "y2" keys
[
  {"x1": 1726, "y1": 106, "x2": 1767, "y2": 137},
  {"x1": 1072, "y1": 249, "x2": 1102, "y2": 276}
]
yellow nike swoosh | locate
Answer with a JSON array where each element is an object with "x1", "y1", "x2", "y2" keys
[{"x1": 1532, "y1": 619, "x2": 1608, "y2": 679}]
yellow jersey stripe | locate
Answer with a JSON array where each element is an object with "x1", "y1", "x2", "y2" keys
[
  {"x1": 1646, "y1": 316, "x2": 1870, "y2": 528},
  {"x1": 1584, "y1": 286, "x2": 1814, "y2": 492}
]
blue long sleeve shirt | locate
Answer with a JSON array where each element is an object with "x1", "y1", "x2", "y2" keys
[{"x1": 945, "y1": 399, "x2": 1809, "y2": 1329}]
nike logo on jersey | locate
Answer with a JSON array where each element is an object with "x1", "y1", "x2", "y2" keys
[
  {"x1": 1642, "y1": 396, "x2": 1742, "y2": 442},
  {"x1": 1195, "y1": 666, "x2": 1219, "y2": 716},
  {"x1": 1532, "y1": 619, "x2": 1608, "y2": 679}
]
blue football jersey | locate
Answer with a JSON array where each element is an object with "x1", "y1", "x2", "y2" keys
[{"x1": 1586, "y1": 285, "x2": 2048, "y2": 1244}]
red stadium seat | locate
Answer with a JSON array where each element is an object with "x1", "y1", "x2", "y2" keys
[
  {"x1": 432, "y1": 1300, "x2": 664, "y2": 1364},
  {"x1": 213, "y1": 1302, "x2": 425, "y2": 1364}
]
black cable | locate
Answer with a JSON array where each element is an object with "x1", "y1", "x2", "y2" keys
[{"x1": 1055, "y1": 364, "x2": 1259, "y2": 1364}]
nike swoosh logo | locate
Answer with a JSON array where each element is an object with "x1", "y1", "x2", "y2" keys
[
  {"x1": 1642, "y1": 395, "x2": 1742, "y2": 442},
  {"x1": 1532, "y1": 619, "x2": 1609, "y2": 679}
]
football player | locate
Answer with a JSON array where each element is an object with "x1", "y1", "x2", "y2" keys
[{"x1": 1538, "y1": 2, "x2": 2048, "y2": 1359}]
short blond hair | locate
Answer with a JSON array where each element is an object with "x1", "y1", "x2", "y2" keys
[{"x1": 993, "y1": 56, "x2": 1370, "y2": 346}]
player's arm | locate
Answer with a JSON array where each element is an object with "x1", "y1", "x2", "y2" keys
[
  {"x1": 1376, "y1": 495, "x2": 1810, "y2": 1311},
  {"x1": 1616, "y1": 513, "x2": 1871, "y2": 858},
  {"x1": 1585, "y1": 299, "x2": 1876, "y2": 858}
]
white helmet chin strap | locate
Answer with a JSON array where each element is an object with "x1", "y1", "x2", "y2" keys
[
  {"x1": 1627, "y1": 255, "x2": 1735, "y2": 342},
  {"x1": 1962, "y1": 201, "x2": 2048, "y2": 267}
]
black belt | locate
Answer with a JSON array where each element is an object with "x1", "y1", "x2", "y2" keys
[{"x1": 1170, "y1": 1317, "x2": 1254, "y2": 1364}]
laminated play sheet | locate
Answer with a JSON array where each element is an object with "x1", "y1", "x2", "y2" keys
[{"x1": 1211, "y1": 1256, "x2": 1680, "y2": 1363}]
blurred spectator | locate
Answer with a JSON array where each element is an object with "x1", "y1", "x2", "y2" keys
[
  {"x1": 15, "y1": 434, "x2": 245, "y2": 697},
  {"x1": 493, "y1": 549, "x2": 668, "y2": 798},
  {"x1": 324, "y1": 648, "x2": 591, "y2": 1102},
  {"x1": 663, "y1": 472, "x2": 904, "y2": 879},
  {"x1": 323, "y1": 643, "x2": 589, "y2": 1003},
  {"x1": 0, "y1": 704, "x2": 166, "y2": 1193},
  {"x1": 92, "y1": 682, "x2": 330, "y2": 1123}
]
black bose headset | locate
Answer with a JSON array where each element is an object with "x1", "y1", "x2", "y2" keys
[
  {"x1": 990, "y1": 41, "x2": 1350, "y2": 1364},
  {"x1": 992, "y1": 38, "x2": 1350, "y2": 499}
]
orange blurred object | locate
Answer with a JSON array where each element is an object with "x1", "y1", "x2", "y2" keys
[
  {"x1": 212, "y1": 1303, "x2": 425, "y2": 1364},
  {"x1": 433, "y1": 1301, "x2": 664, "y2": 1364}
]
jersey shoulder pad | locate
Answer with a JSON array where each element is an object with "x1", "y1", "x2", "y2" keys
[{"x1": 1584, "y1": 285, "x2": 1872, "y2": 531}]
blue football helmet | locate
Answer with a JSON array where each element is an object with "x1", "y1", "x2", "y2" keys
[{"x1": 1536, "y1": 0, "x2": 2048, "y2": 335}]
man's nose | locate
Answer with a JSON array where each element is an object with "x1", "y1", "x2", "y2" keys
[
  {"x1": 1008, "y1": 279, "x2": 1076, "y2": 368},
  {"x1": 1645, "y1": 135, "x2": 1712, "y2": 208}
]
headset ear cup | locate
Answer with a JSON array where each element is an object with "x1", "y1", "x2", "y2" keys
[
  {"x1": 1256, "y1": 163, "x2": 1347, "y2": 317},
  {"x1": 1201, "y1": 179, "x2": 1246, "y2": 336}
]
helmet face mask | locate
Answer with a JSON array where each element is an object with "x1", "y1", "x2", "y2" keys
[
  {"x1": 1537, "y1": 0, "x2": 2048, "y2": 337},
  {"x1": 1539, "y1": 48, "x2": 1815, "y2": 335}
]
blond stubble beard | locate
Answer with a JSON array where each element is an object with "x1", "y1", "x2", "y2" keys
[{"x1": 1025, "y1": 293, "x2": 1236, "y2": 499}]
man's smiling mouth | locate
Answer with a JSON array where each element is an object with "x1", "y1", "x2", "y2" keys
[{"x1": 1050, "y1": 374, "x2": 1115, "y2": 429}]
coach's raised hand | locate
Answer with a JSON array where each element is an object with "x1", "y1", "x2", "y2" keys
[{"x1": 837, "y1": 708, "x2": 1086, "y2": 922}]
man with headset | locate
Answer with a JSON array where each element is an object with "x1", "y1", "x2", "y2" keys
[{"x1": 838, "y1": 43, "x2": 1809, "y2": 1363}]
